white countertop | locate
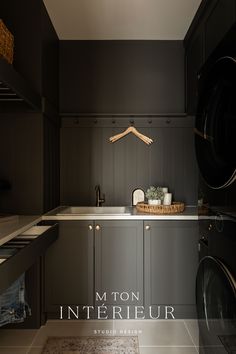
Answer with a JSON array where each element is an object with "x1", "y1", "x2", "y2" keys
[
  {"x1": 0, "y1": 206, "x2": 198, "y2": 247},
  {"x1": 0, "y1": 215, "x2": 41, "y2": 247},
  {"x1": 43, "y1": 206, "x2": 198, "y2": 221}
]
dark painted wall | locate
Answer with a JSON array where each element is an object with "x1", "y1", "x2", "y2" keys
[
  {"x1": 0, "y1": 1, "x2": 60, "y2": 214},
  {"x1": 0, "y1": 114, "x2": 44, "y2": 214},
  {"x1": 41, "y1": 3, "x2": 59, "y2": 106},
  {"x1": 60, "y1": 41, "x2": 185, "y2": 114},
  {"x1": 60, "y1": 116, "x2": 198, "y2": 206}
]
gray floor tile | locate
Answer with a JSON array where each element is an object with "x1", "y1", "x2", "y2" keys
[
  {"x1": 27, "y1": 347, "x2": 43, "y2": 354},
  {"x1": 0, "y1": 348, "x2": 30, "y2": 354},
  {"x1": 139, "y1": 347, "x2": 198, "y2": 354},
  {"x1": 0, "y1": 330, "x2": 37, "y2": 346},
  {"x1": 184, "y1": 320, "x2": 199, "y2": 347},
  {"x1": 32, "y1": 320, "x2": 114, "y2": 346},
  {"x1": 113, "y1": 320, "x2": 194, "y2": 346}
]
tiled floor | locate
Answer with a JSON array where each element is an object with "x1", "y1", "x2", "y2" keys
[{"x1": 0, "y1": 319, "x2": 201, "y2": 354}]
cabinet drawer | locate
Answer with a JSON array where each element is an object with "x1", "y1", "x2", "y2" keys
[{"x1": 0, "y1": 223, "x2": 58, "y2": 294}]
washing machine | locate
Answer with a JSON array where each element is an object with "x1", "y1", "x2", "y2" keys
[
  {"x1": 197, "y1": 211, "x2": 236, "y2": 353},
  {"x1": 195, "y1": 26, "x2": 236, "y2": 354}
]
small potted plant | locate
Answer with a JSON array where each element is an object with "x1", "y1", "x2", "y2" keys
[{"x1": 145, "y1": 186, "x2": 164, "y2": 205}]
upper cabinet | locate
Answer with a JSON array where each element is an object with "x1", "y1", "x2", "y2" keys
[
  {"x1": 184, "y1": 0, "x2": 236, "y2": 115},
  {"x1": 205, "y1": 0, "x2": 236, "y2": 59},
  {"x1": 0, "y1": 0, "x2": 59, "y2": 113},
  {"x1": 185, "y1": 29, "x2": 204, "y2": 115}
]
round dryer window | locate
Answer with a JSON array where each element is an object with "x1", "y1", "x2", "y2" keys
[
  {"x1": 196, "y1": 256, "x2": 236, "y2": 348},
  {"x1": 195, "y1": 56, "x2": 236, "y2": 189}
]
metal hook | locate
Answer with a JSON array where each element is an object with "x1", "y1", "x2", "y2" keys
[{"x1": 129, "y1": 119, "x2": 134, "y2": 126}]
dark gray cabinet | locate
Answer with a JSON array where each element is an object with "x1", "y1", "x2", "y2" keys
[
  {"x1": 95, "y1": 220, "x2": 143, "y2": 310},
  {"x1": 44, "y1": 219, "x2": 198, "y2": 319},
  {"x1": 185, "y1": 0, "x2": 236, "y2": 115},
  {"x1": 44, "y1": 220, "x2": 143, "y2": 318},
  {"x1": 144, "y1": 220, "x2": 199, "y2": 318},
  {"x1": 205, "y1": 0, "x2": 236, "y2": 59},
  {"x1": 186, "y1": 30, "x2": 204, "y2": 114},
  {"x1": 44, "y1": 221, "x2": 94, "y2": 316}
]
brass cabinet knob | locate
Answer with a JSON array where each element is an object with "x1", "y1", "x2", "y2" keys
[
  {"x1": 88, "y1": 225, "x2": 93, "y2": 231},
  {"x1": 95, "y1": 225, "x2": 101, "y2": 231},
  {"x1": 145, "y1": 225, "x2": 150, "y2": 230},
  {"x1": 208, "y1": 224, "x2": 213, "y2": 231}
]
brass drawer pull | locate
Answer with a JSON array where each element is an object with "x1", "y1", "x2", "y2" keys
[
  {"x1": 145, "y1": 225, "x2": 150, "y2": 231},
  {"x1": 95, "y1": 225, "x2": 101, "y2": 231}
]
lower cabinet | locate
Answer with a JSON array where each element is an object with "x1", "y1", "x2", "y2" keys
[
  {"x1": 44, "y1": 219, "x2": 198, "y2": 320},
  {"x1": 95, "y1": 221, "x2": 143, "y2": 317},
  {"x1": 44, "y1": 221, "x2": 94, "y2": 317},
  {"x1": 44, "y1": 220, "x2": 143, "y2": 319},
  {"x1": 144, "y1": 221, "x2": 199, "y2": 319}
]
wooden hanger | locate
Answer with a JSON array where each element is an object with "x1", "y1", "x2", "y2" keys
[{"x1": 109, "y1": 126, "x2": 153, "y2": 145}]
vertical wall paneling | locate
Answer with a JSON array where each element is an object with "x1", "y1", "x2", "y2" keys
[
  {"x1": 59, "y1": 41, "x2": 185, "y2": 114},
  {"x1": 0, "y1": 114, "x2": 44, "y2": 214},
  {"x1": 60, "y1": 116, "x2": 197, "y2": 206}
]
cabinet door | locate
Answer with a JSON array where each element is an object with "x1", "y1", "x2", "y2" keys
[
  {"x1": 186, "y1": 30, "x2": 204, "y2": 114},
  {"x1": 205, "y1": 0, "x2": 236, "y2": 59},
  {"x1": 44, "y1": 221, "x2": 94, "y2": 316},
  {"x1": 95, "y1": 221, "x2": 143, "y2": 312},
  {"x1": 144, "y1": 221, "x2": 198, "y2": 318}
]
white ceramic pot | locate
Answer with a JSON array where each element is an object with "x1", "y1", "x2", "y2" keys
[{"x1": 148, "y1": 199, "x2": 161, "y2": 206}]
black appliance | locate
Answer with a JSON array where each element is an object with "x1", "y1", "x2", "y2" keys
[
  {"x1": 195, "y1": 26, "x2": 236, "y2": 354},
  {"x1": 195, "y1": 56, "x2": 236, "y2": 190},
  {"x1": 197, "y1": 211, "x2": 236, "y2": 353}
]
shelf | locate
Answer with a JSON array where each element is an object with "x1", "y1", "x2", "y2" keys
[
  {"x1": 0, "y1": 58, "x2": 41, "y2": 112},
  {"x1": 60, "y1": 112, "x2": 187, "y2": 117},
  {"x1": 0, "y1": 223, "x2": 58, "y2": 294}
]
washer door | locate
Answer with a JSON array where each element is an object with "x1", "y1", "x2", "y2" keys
[
  {"x1": 195, "y1": 56, "x2": 236, "y2": 189},
  {"x1": 196, "y1": 256, "x2": 236, "y2": 349}
]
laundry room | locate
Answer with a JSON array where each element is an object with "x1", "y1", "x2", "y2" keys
[{"x1": 0, "y1": 1, "x2": 235, "y2": 353}]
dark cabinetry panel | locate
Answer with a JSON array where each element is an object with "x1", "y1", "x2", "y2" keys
[
  {"x1": 95, "y1": 221, "x2": 143, "y2": 309},
  {"x1": 185, "y1": 0, "x2": 236, "y2": 115},
  {"x1": 186, "y1": 30, "x2": 204, "y2": 114},
  {"x1": 60, "y1": 117, "x2": 198, "y2": 206},
  {"x1": 0, "y1": 2, "x2": 59, "y2": 214},
  {"x1": 60, "y1": 41, "x2": 185, "y2": 114},
  {"x1": 144, "y1": 220, "x2": 199, "y2": 318},
  {"x1": 45, "y1": 221, "x2": 94, "y2": 317},
  {"x1": 0, "y1": 0, "x2": 42, "y2": 94},
  {"x1": 43, "y1": 115, "x2": 60, "y2": 212},
  {"x1": 205, "y1": 0, "x2": 236, "y2": 59},
  {"x1": 41, "y1": 3, "x2": 59, "y2": 107},
  {"x1": 0, "y1": 114, "x2": 44, "y2": 214}
]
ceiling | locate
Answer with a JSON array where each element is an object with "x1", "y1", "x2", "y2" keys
[{"x1": 43, "y1": 0, "x2": 202, "y2": 40}]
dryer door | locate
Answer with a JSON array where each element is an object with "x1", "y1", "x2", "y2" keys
[
  {"x1": 196, "y1": 256, "x2": 236, "y2": 352},
  {"x1": 195, "y1": 56, "x2": 236, "y2": 189}
]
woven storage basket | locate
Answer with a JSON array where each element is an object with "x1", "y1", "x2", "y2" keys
[
  {"x1": 0, "y1": 20, "x2": 14, "y2": 64},
  {"x1": 136, "y1": 202, "x2": 185, "y2": 214}
]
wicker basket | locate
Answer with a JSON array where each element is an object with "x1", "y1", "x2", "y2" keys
[
  {"x1": 0, "y1": 19, "x2": 14, "y2": 64},
  {"x1": 136, "y1": 202, "x2": 185, "y2": 214}
]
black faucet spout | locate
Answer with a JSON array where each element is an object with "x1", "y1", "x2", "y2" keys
[{"x1": 95, "y1": 185, "x2": 105, "y2": 207}]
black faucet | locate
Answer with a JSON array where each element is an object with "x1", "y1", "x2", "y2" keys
[{"x1": 95, "y1": 185, "x2": 105, "y2": 207}]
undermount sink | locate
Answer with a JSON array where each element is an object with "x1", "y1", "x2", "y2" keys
[{"x1": 57, "y1": 206, "x2": 132, "y2": 216}]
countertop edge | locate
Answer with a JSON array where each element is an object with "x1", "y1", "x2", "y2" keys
[
  {"x1": 0, "y1": 216, "x2": 42, "y2": 247},
  {"x1": 42, "y1": 215, "x2": 198, "y2": 220}
]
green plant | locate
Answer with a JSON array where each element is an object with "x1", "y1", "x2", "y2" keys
[{"x1": 145, "y1": 186, "x2": 164, "y2": 200}]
